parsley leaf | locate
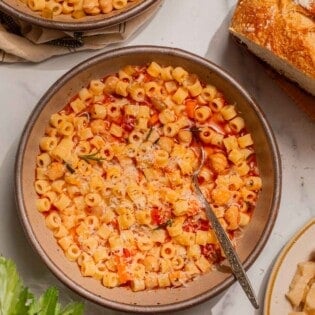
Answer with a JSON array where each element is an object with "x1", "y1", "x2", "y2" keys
[{"x1": 154, "y1": 219, "x2": 173, "y2": 230}]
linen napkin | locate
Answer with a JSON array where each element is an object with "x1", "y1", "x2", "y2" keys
[{"x1": 0, "y1": 0, "x2": 162, "y2": 63}]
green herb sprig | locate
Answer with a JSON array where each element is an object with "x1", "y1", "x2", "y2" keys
[
  {"x1": 154, "y1": 219, "x2": 173, "y2": 230},
  {"x1": 78, "y1": 150, "x2": 105, "y2": 163},
  {"x1": 144, "y1": 127, "x2": 153, "y2": 142},
  {"x1": 65, "y1": 163, "x2": 75, "y2": 174}
]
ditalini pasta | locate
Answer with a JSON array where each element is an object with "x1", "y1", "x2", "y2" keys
[
  {"x1": 34, "y1": 62, "x2": 262, "y2": 291},
  {"x1": 23, "y1": 0, "x2": 139, "y2": 20}
]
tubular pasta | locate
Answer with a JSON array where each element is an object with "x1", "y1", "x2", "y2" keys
[
  {"x1": 34, "y1": 62, "x2": 261, "y2": 291},
  {"x1": 24, "y1": 0, "x2": 140, "y2": 19}
]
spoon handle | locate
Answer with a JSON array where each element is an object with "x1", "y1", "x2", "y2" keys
[{"x1": 193, "y1": 176, "x2": 259, "y2": 309}]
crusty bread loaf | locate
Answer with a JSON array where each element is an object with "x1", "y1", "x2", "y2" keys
[
  {"x1": 229, "y1": 0, "x2": 315, "y2": 96},
  {"x1": 295, "y1": 0, "x2": 315, "y2": 15}
]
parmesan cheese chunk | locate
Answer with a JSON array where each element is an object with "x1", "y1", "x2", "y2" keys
[{"x1": 52, "y1": 138, "x2": 74, "y2": 162}]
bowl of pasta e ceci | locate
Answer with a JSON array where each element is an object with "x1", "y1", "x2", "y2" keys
[
  {"x1": 15, "y1": 46, "x2": 281, "y2": 313},
  {"x1": 0, "y1": 0, "x2": 157, "y2": 31}
]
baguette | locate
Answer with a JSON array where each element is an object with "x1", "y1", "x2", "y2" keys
[{"x1": 229, "y1": 0, "x2": 315, "y2": 96}]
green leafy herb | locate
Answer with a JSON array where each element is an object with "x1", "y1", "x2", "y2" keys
[
  {"x1": 153, "y1": 137, "x2": 160, "y2": 145},
  {"x1": 65, "y1": 163, "x2": 75, "y2": 174},
  {"x1": 78, "y1": 150, "x2": 105, "y2": 163},
  {"x1": 0, "y1": 256, "x2": 84, "y2": 315},
  {"x1": 144, "y1": 127, "x2": 153, "y2": 142},
  {"x1": 154, "y1": 219, "x2": 173, "y2": 230}
]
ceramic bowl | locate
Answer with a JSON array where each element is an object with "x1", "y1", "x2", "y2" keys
[
  {"x1": 15, "y1": 45, "x2": 281, "y2": 313},
  {"x1": 0, "y1": 0, "x2": 157, "y2": 31}
]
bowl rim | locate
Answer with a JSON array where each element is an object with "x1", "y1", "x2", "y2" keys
[
  {"x1": 15, "y1": 45, "x2": 282, "y2": 313},
  {"x1": 0, "y1": 0, "x2": 157, "y2": 31}
]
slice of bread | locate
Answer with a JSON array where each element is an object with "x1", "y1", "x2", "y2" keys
[
  {"x1": 295, "y1": 0, "x2": 315, "y2": 15},
  {"x1": 229, "y1": 0, "x2": 315, "y2": 96}
]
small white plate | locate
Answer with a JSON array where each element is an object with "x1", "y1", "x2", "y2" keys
[{"x1": 264, "y1": 219, "x2": 315, "y2": 315}]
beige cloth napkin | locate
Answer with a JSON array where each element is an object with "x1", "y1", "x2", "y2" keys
[{"x1": 0, "y1": 0, "x2": 162, "y2": 63}]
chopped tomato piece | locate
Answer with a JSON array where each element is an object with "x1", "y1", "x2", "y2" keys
[
  {"x1": 122, "y1": 115, "x2": 135, "y2": 132},
  {"x1": 201, "y1": 244, "x2": 224, "y2": 263},
  {"x1": 199, "y1": 219, "x2": 210, "y2": 231},
  {"x1": 123, "y1": 248, "x2": 131, "y2": 258},
  {"x1": 151, "y1": 207, "x2": 161, "y2": 225},
  {"x1": 148, "y1": 113, "x2": 159, "y2": 126},
  {"x1": 183, "y1": 218, "x2": 210, "y2": 232},
  {"x1": 185, "y1": 99, "x2": 198, "y2": 119},
  {"x1": 115, "y1": 256, "x2": 130, "y2": 284}
]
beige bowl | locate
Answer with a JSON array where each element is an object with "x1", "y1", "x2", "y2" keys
[
  {"x1": 0, "y1": 0, "x2": 156, "y2": 31},
  {"x1": 15, "y1": 46, "x2": 281, "y2": 313}
]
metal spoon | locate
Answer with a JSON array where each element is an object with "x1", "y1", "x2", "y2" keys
[{"x1": 192, "y1": 145, "x2": 259, "y2": 309}]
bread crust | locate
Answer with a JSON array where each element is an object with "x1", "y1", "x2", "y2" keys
[
  {"x1": 230, "y1": 0, "x2": 315, "y2": 89},
  {"x1": 295, "y1": 0, "x2": 315, "y2": 16}
]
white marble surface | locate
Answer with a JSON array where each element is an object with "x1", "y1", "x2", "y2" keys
[{"x1": 0, "y1": 0, "x2": 315, "y2": 314}]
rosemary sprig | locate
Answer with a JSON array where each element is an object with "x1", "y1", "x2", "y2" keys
[
  {"x1": 144, "y1": 127, "x2": 153, "y2": 142},
  {"x1": 78, "y1": 150, "x2": 105, "y2": 163},
  {"x1": 65, "y1": 163, "x2": 75, "y2": 174},
  {"x1": 153, "y1": 136, "x2": 160, "y2": 145}
]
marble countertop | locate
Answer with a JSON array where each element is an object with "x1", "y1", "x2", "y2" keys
[{"x1": 0, "y1": 0, "x2": 315, "y2": 314}]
